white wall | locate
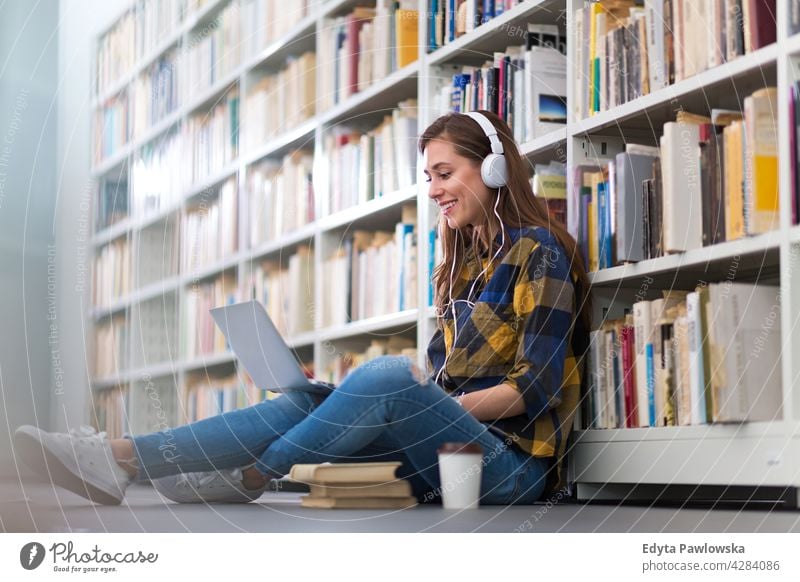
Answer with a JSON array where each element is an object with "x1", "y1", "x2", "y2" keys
[
  {"x1": 0, "y1": 0, "x2": 130, "y2": 476},
  {"x1": 52, "y1": 0, "x2": 130, "y2": 438},
  {"x1": 0, "y1": 0, "x2": 60, "y2": 475}
]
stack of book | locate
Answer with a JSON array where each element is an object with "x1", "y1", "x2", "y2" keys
[
  {"x1": 427, "y1": 0, "x2": 527, "y2": 51},
  {"x1": 185, "y1": 88, "x2": 239, "y2": 184},
  {"x1": 92, "y1": 238, "x2": 131, "y2": 308},
  {"x1": 95, "y1": 9, "x2": 135, "y2": 96},
  {"x1": 290, "y1": 461, "x2": 417, "y2": 509},
  {"x1": 93, "y1": 93, "x2": 129, "y2": 165}
]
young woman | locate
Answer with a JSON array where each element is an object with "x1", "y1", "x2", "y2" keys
[{"x1": 15, "y1": 110, "x2": 591, "y2": 506}]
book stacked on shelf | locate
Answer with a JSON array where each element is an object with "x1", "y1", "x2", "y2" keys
[
  {"x1": 289, "y1": 461, "x2": 417, "y2": 509},
  {"x1": 321, "y1": 99, "x2": 417, "y2": 216},
  {"x1": 182, "y1": 272, "x2": 239, "y2": 359},
  {"x1": 93, "y1": 315, "x2": 129, "y2": 379},
  {"x1": 568, "y1": 89, "x2": 779, "y2": 272},
  {"x1": 249, "y1": 245, "x2": 315, "y2": 338},
  {"x1": 135, "y1": 0, "x2": 185, "y2": 60},
  {"x1": 532, "y1": 161, "x2": 567, "y2": 226},
  {"x1": 136, "y1": 215, "x2": 180, "y2": 287},
  {"x1": 95, "y1": 8, "x2": 135, "y2": 97},
  {"x1": 95, "y1": 177, "x2": 129, "y2": 232},
  {"x1": 181, "y1": 177, "x2": 238, "y2": 273},
  {"x1": 131, "y1": 131, "x2": 186, "y2": 219},
  {"x1": 92, "y1": 238, "x2": 131, "y2": 308},
  {"x1": 431, "y1": 25, "x2": 567, "y2": 143},
  {"x1": 427, "y1": 0, "x2": 527, "y2": 51},
  {"x1": 574, "y1": 0, "x2": 777, "y2": 118},
  {"x1": 184, "y1": 0, "x2": 241, "y2": 95},
  {"x1": 243, "y1": 52, "x2": 316, "y2": 152},
  {"x1": 324, "y1": 337, "x2": 417, "y2": 384},
  {"x1": 131, "y1": 49, "x2": 181, "y2": 139},
  {"x1": 323, "y1": 205, "x2": 418, "y2": 327},
  {"x1": 184, "y1": 373, "x2": 266, "y2": 422},
  {"x1": 585, "y1": 282, "x2": 782, "y2": 430},
  {"x1": 241, "y1": 0, "x2": 317, "y2": 56},
  {"x1": 318, "y1": 2, "x2": 419, "y2": 110},
  {"x1": 184, "y1": 88, "x2": 239, "y2": 184},
  {"x1": 93, "y1": 93, "x2": 129, "y2": 165},
  {"x1": 92, "y1": 386, "x2": 127, "y2": 439},
  {"x1": 248, "y1": 151, "x2": 315, "y2": 247}
]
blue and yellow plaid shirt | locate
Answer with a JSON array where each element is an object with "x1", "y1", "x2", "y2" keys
[{"x1": 426, "y1": 225, "x2": 587, "y2": 492}]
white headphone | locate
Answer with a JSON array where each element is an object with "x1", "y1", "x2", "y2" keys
[{"x1": 464, "y1": 111, "x2": 508, "y2": 189}]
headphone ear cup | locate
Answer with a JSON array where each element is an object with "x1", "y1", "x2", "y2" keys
[{"x1": 481, "y1": 153, "x2": 508, "y2": 189}]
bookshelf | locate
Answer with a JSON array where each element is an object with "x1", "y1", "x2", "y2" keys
[{"x1": 87, "y1": 0, "x2": 800, "y2": 505}]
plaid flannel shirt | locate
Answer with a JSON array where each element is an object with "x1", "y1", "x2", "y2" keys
[{"x1": 426, "y1": 225, "x2": 586, "y2": 493}]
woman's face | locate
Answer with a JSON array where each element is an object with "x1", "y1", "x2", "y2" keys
[{"x1": 423, "y1": 138, "x2": 496, "y2": 230}]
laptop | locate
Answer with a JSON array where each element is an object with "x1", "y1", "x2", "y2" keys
[{"x1": 210, "y1": 300, "x2": 335, "y2": 394}]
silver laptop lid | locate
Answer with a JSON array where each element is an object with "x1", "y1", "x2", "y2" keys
[{"x1": 210, "y1": 300, "x2": 325, "y2": 393}]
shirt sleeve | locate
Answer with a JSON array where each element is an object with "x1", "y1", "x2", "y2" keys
[{"x1": 502, "y1": 241, "x2": 576, "y2": 421}]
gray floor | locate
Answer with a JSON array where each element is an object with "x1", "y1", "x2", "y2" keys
[{"x1": 2, "y1": 478, "x2": 799, "y2": 533}]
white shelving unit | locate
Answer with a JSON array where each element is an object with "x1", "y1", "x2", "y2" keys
[{"x1": 88, "y1": 0, "x2": 800, "y2": 505}]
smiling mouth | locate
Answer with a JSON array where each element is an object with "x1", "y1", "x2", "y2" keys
[{"x1": 440, "y1": 200, "x2": 457, "y2": 215}]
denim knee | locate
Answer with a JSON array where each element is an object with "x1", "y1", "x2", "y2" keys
[{"x1": 340, "y1": 355, "x2": 423, "y2": 398}]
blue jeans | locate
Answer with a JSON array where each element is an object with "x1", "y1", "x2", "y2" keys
[{"x1": 130, "y1": 355, "x2": 549, "y2": 504}]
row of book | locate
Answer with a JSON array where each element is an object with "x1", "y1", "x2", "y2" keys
[
  {"x1": 130, "y1": 295, "x2": 179, "y2": 368},
  {"x1": 432, "y1": 28, "x2": 568, "y2": 144},
  {"x1": 95, "y1": 177, "x2": 128, "y2": 231},
  {"x1": 585, "y1": 281, "x2": 782, "y2": 430},
  {"x1": 95, "y1": 0, "x2": 204, "y2": 97},
  {"x1": 574, "y1": 0, "x2": 776, "y2": 119},
  {"x1": 181, "y1": 178, "x2": 238, "y2": 273},
  {"x1": 249, "y1": 246, "x2": 316, "y2": 338},
  {"x1": 318, "y1": 3, "x2": 419, "y2": 111},
  {"x1": 93, "y1": 315, "x2": 129, "y2": 379},
  {"x1": 92, "y1": 238, "x2": 131, "y2": 308},
  {"x1": 789, "y1": 79, "x2": 800, "y2": 224},
  {"x1": 92, "y1": 386, "x2": 128, "y2": 439},
  {"x1": 241, "y1": 0, "x2": 318, "y2": 57},
  {"x1": 568, "y1": 88, "x2": 779, "y2": 273},
  {"x1": 182, "y1": 272, "x2": 239, "y2": 359},
  {"x1": 323, "y1": 337, "x2": 418, "y2": 385},
  {"x1": 95, "y1": 9, "x2": 136, "y2": 98},
  {"x1": 184, "y1": 0, "x2": 242, "y2": 96},
  {"x1": 93, "y1": 94, "x2": 129, "y2": 164},
  {"x1": 136, "y1": 215, "x2": 181, "y2": 288},
  {"x1": 242, "y1": 52, "x2": 316, "y2": 152},
  {"x1": 248, "y1": 152, "x2": 316, "y2": 247},
  {"x1": 184, "y1": 87, "x2": 239, "y2": 184},
  {"x1": 131, "y1": 131, "x2": 185, "y2": 219},
  {"x1": 427, "y1": 0, "x2": 524, "y2": 51},
  {"x1": 183, "y1": 373, "x2": 273, "y2": 423},
  {"x1": 531, "y1": 162, "x2": 568, "y2": 226},
  {"x1": 320, "y1": 99, "x2": 418, "y2": 216},
  {"x1": 130, "y1": 50, "x2": 182, "y2": 140},
  {"x1": 323, "y1": 206, "x2": 418, "y2": 327}
]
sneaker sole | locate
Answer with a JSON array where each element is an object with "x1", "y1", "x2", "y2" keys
[{"x1": 14, "y1": 428, "x2": 123, "y2": 506}]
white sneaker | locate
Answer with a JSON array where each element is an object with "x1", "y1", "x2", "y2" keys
[
  {"x1": 14, "y1": 425, "x2": 131, "y2": 506},
  {"x1": 152, "y1": 466, "x2": 268, "y2": 503}
]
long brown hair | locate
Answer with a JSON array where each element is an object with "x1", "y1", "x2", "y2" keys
[{"x1": 418, "y1": 110, "x2": 592, "y2": 334}]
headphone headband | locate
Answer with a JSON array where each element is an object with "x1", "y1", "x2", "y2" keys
[{"x1": 464, "y1": 111, "x2": 504, "y2": 156}]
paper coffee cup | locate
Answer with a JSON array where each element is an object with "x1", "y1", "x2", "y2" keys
[{"x1": 437, "y1": 442, "x2": 483, "y2": 509}]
